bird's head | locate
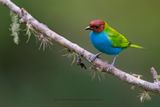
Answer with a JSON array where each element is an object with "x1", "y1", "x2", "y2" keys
[{"x1": 85, "y1": 19, "x2": 108, "y2": 32}]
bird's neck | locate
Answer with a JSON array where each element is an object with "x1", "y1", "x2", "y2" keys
[{"x1": 103, "y1": 26, "x2": 110, "y2": 33}]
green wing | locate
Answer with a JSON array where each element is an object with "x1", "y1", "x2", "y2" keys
[{"x1": 105, "y1": 27, "x2": 129, "y2": 48}]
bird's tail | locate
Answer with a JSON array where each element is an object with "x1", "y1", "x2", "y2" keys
[{"x1": 129, "y1": 43, "x2": 143, "y2": 49}]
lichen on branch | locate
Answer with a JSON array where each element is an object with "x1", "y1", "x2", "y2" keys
[{"x1": 10, "y1": 11, "x2": 20, "y2": 45}]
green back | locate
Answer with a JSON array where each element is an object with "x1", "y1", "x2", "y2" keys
[{"x1": 105, "y1": 26, "x2": 129, "y2": 48}]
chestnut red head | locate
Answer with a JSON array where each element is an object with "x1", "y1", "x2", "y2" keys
[{"x1": 85, "y1": 19, "x2": 106, "y2": 32}]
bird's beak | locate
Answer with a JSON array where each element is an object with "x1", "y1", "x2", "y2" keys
[{"x1": 85, "y1": 26, "x2": 91, "y2": 30}]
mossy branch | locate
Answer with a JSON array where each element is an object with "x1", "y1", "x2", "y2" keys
[{"x1": 1, "y1": 0, "x2": 160, "y2": 101}]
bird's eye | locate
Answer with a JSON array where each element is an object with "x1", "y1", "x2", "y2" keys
[{"x1": 95, "y1": 25, "x2": 99, "y2": 28}]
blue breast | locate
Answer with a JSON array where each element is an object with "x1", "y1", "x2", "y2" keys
[{"x1": 90, "y1": 31, "x2": 123, "y2": 55}]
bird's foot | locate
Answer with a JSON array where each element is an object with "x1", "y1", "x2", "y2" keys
[
  {"x1": 107, "y1": 56, "x2": 117, "y2": 71},
  {"x1": 107, "y1": 63, "x2": 115, "y2": 71},
  {"x1": 89, "y1": 52, "x2": 101, "y2": 62}
]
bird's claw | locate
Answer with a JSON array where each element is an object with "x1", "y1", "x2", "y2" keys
[
  {"x1": 107, "y1": 55, "x2": 117, "y2": 71},
  {"x1": 107, "y1": 64, "x2": 114, "y2": 71},
  {"x1": 89, "y1": 53, "x2": 101, "y2": 62}
]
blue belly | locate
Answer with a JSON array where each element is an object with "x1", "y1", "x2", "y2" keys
[{"x1": 90, "y1": 32, "x2": 123, "y2": 55}]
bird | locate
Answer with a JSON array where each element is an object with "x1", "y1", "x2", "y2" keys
[{"x1": 85, "y1": 19, "x2": 143, "y2": 69}]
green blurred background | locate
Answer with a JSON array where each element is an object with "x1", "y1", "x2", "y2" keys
[{"x1": 0, "y1": 0, "x2": 160, "y2": 107}]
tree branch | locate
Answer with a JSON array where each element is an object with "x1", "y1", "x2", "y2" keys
[{"x1": 1, "y1": 0, "x2": 160, "y2": 94}]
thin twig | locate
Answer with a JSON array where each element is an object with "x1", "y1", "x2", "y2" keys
[{"x1": 151, "y1": 67, "x2": 159, "y2": 82}]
